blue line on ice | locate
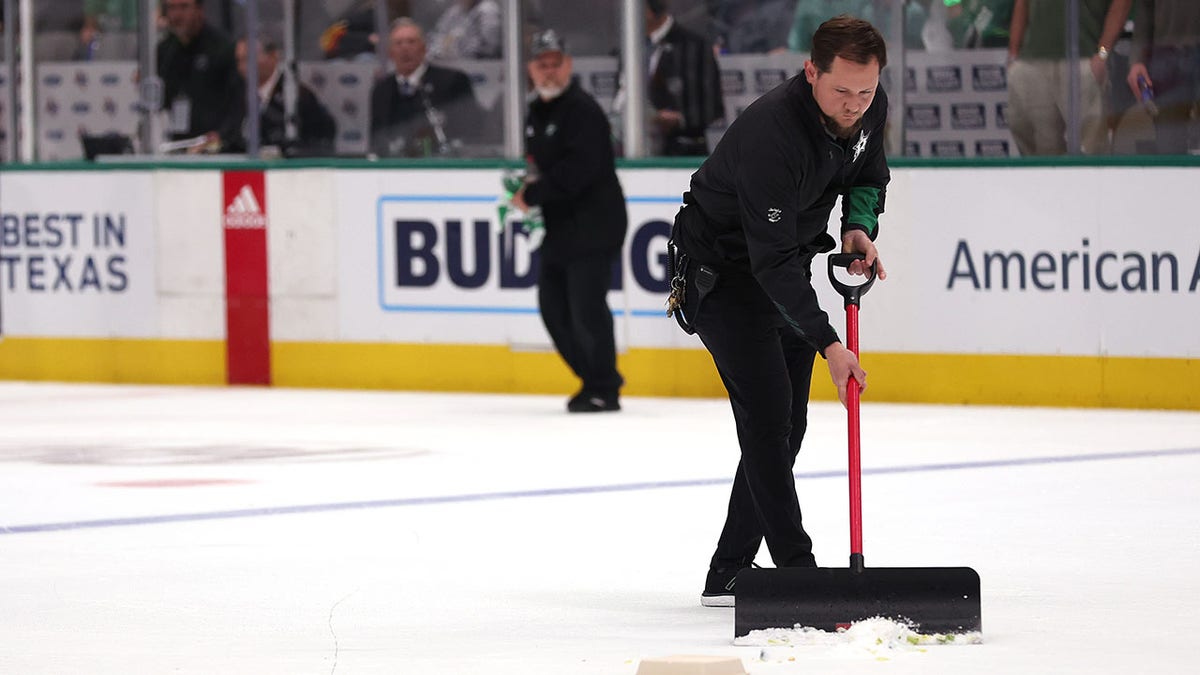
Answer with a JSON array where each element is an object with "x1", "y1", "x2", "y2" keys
[{"x1": 3, "y1": 446, "x2": 1196, "y2": 535}]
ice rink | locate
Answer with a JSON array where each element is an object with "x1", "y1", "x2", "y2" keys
[{"x1": 2, "y1": 381, "x2": 1199, "y2": 674}]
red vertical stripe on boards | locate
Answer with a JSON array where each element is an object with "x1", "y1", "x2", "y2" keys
[{"x1": 221, "y1": 171, "x2": 271, "y2": 385}]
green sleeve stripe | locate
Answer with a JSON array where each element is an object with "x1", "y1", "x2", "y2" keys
[{"x1": 845, "y1": 186, "x2": 883, "y2": 235}]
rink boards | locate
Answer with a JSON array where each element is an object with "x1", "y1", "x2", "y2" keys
[{"x1": 0, "y1": 161, "x2": 1197, "y2": 409}]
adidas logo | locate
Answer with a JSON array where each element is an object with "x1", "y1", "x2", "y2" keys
[{"x1": 224, "y1": 184, "x2": 267, "y2": 228}]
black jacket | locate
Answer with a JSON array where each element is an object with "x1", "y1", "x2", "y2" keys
[
  {"x1": 678, "y1": 73, "x2": 890, "y2": 351},
  {"x1": 649, "y1": 20, "x2": 725, "y2": 156},
  {"x1": 219, "y1": 74, "x2": 337, "y2": 156},
  {"x1": 523, "y1": 79, "x2": 628, "y2": 262},
  {"x1": 369, "y1": 64, "x2": 481, "y2": 157},
  {"x1": 156, "y1": 24, "x2": 237, "y2": 140}
]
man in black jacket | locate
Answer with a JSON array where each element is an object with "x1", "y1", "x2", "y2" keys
[
  {"x1": 645, "y1": 0, "x2": 725, "y2": 156},
  {"x1": 157, "y1": 0, "x2": 237, "y2": 142},
  {"x1": 369, "y1": 18, "x2": 481, "y2": 157},
  {"x1": 668, "y1": 15, "x2": 889, "y2": 606},
  {"x1": 218, "y1": 35, "x2": 337, "y2": 156},
  {"x1": 513, "y1": 30, "x2": 628, "y2": 413}
]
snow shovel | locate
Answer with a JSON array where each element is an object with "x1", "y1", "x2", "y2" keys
[{"x1": 734, "y1": 253, "x2": 981, "y2": 637}]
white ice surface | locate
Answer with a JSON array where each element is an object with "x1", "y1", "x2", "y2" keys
[{"x1": 1, "y1": 382, "x2": 1199, "y2": 674}]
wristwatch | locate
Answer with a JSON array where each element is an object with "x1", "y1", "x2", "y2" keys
[{"x1": 1097, "y1": 45, "x2": 1110, "y2": 61}]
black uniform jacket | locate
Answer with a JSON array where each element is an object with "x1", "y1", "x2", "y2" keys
[
  {"x1": 219, "y1": 76, "x2": 338, "y2": 156},
  {"x1": 679, "y1": 73, "x2": 890, "y2": 352},
  {"x1": 523, "y1": 78, "x2": 628, "y2": 262},
  {"x1": 369, "y1": 64, "x2": 481, "y2": 157},
  {"x1": 650, "y1": 20, "x2": 726, "y2": 155},
  {"x1": 156, "y1": 24, "x2": 237, "y2": 140}
]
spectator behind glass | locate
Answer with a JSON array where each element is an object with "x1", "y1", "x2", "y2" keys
[
  {"x1": 75, "y1": 0, "x2": 140, "y2": 61},
  {"x1": 85, "y1": 0, "x2": 139, "y2": 32},
  {"x1": 709, "y1": 0, "x2": 794, "y2": 54},
  {"x1": 426, "y1": 0, "x2": 502, "y2": 60},
  {"x1": 1125, "y1": 0, "x2": 1200, "y2": 154},
  {"x1": 789, "y1": 1, "x2": 927, "y2": 53},
  {"x1": 73, "y1": 16, "x2": 102, "y2": 61},
  {"x1": 945, "y1": 0, "x2": 1013, "y2": 48},
  {"x1": 320, "y1": 0, "x2": 410, "y2": 61},
  {"x1": 368, "y1": 18, "x2": 482, "y2": 157},
  {"x1": 643, "y1": 0, "x2": 726, "y2": 156},
  {"x1": 156, "y1": 0, "x2": 238, "y2": 142},
  {"x1": 1007, "y1": 0, "x2": 1131, "y2": 155},
  {"x1": 216, "y1": 36, "x2": 338, "y2": 157}
]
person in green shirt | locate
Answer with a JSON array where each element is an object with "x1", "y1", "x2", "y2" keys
[
  {"x1": 1006, "y1": 0, "x2": 1132, "y2": 154},
  {"x1": 945, "y1": 0, "x2": 1013, "y2": 48},
  {"x1": 789, "y1": 0, "x2": 927, "y2": 52},
  {"x1": 789, "y1": 0, "x2": 873, "y2": 53},
  {"x1": 84, "y1": 0, "x2": 139, "y2": 33}
]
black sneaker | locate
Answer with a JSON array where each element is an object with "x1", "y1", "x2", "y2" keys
[
  {"x1": 700, "y1": 562, "x2": 758, "y2": 607},
  {"x1": 566, "y1": 391, "x2": 620, "y2": 413}
]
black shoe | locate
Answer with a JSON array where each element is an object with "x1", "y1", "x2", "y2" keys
[
  {"x1": 566, "y1": 391, "x2": 620, "y2": 413},
  {"x1": 700, "y1": 562, "x2": 759, "y2": 607}
]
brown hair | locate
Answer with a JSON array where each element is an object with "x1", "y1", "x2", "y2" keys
[{"x1": 810, "y1": 15, "x2": 887, "y2": 73}]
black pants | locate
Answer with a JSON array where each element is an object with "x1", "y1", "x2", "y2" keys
[
  {"x1": 688, "y1": 267, "x2": 818, "y2": 570},
  {"x1": 538, "y1": 253, "x2": 623, "y2": 396}
]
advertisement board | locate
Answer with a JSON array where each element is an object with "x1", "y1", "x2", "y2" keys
[
  {"x1": 223, "y1": 171, "x2": 271, "y2": 384},
  {"x1": 1, "y1": 163, "x2": 1196, "y2": 407},
  {"x1": 334, "y1": 168, "x2": 697, "y2": 350},
  {"x1": 35, "y1": 62, "x2": 140, "y2": 161},
  {"x1": 335, "y1": 166, "x2": 1200, "y2": 360},
  {"x1": 871, "y1": 167, "x2": 1200, "y2": 358},
  {"x1": 0, "y1": 171, "x2": 157, "y2": 338}
]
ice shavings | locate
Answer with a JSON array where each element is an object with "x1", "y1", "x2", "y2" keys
[{"x1": 734, "y1": 617, "x2": 982, "y2": 662}]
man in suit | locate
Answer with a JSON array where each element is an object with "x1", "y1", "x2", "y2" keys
[
  {"x1": 369, "y1": 18, "x2": 482, "y2": 157},
  {"x1": 217, "y1": 35, "x2": 337, "y2": 156},
  {"x1": 645, "y1": 0, "x2": 726, "y2": 156}
]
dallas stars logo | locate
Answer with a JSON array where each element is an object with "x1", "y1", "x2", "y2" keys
[{"x1": 851, "y1": 130, "x2": 869, "y2": 162}]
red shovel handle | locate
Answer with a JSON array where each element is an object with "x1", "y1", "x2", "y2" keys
[
  {"x1": 828, "y1": 254, "x2": 875, "y2": 573},
  {"x1": 847, "y1": 304, "x2": 863, "y2": 567}
]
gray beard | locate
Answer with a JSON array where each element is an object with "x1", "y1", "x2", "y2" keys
[{"x1": 536, "y1": 83, "x2": 567, "y2": 100}]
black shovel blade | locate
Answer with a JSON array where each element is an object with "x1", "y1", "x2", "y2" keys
[{"x1": 734, "y1": 566, "x2": 981, "y2": 637}]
